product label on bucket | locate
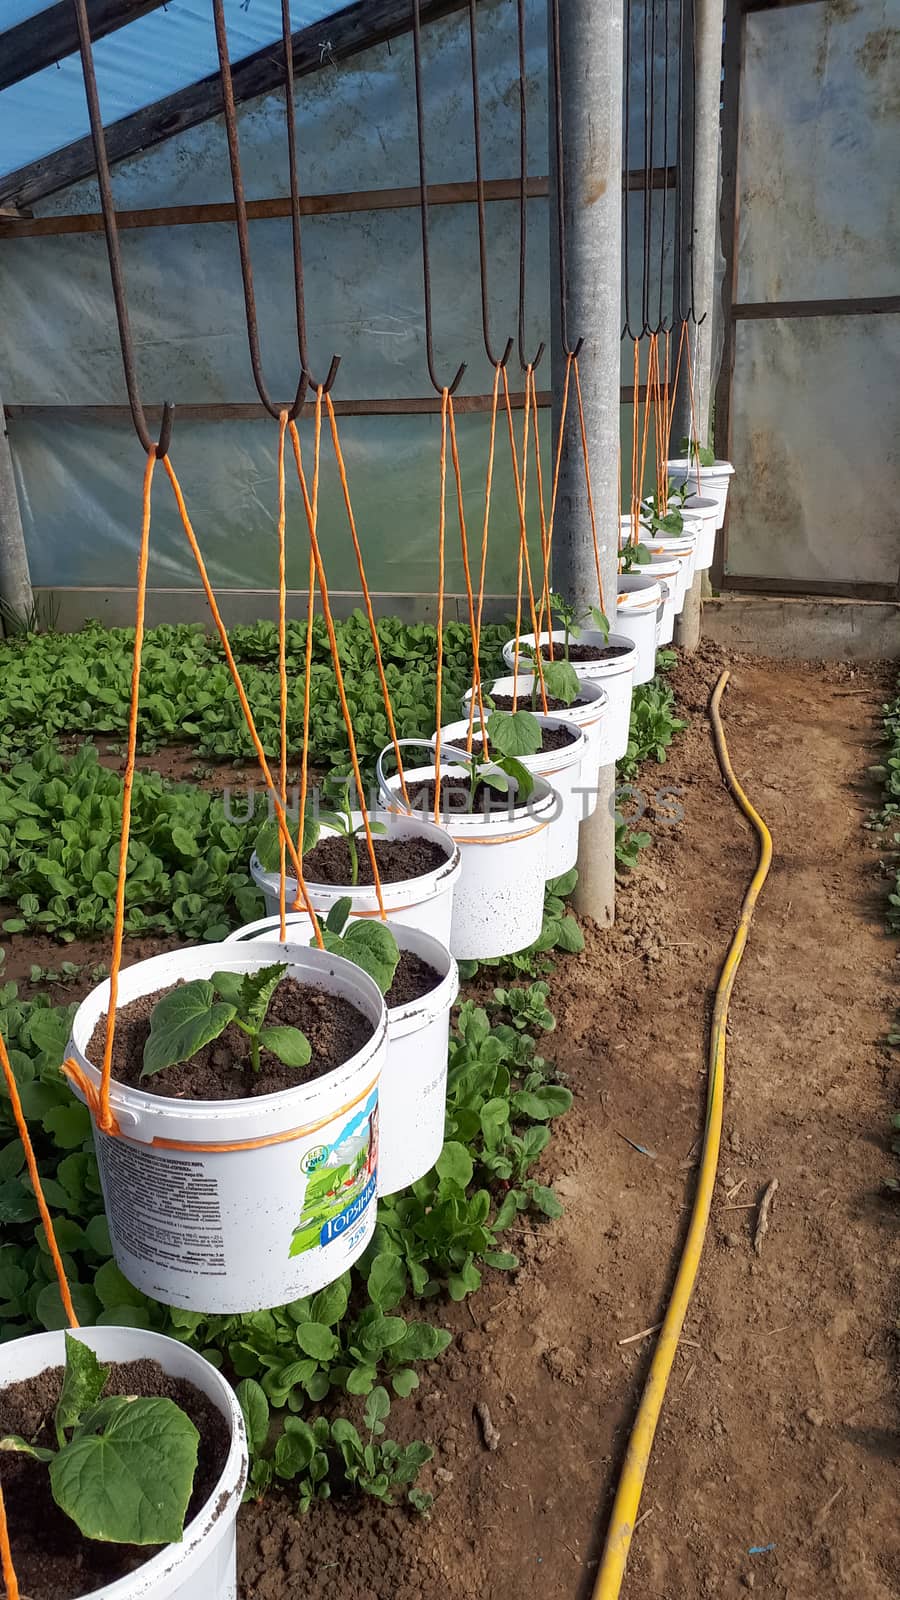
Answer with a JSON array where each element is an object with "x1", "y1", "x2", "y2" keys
[
  {"x1": 289, "y1": 1089, "x2": 378, "y2": 1257},
  {"x1": 99, "y1": 1136, "x2": 227, "y2": 1277}
]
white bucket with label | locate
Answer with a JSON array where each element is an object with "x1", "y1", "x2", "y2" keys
[
  {"x1": 461, "y1": 674, "x2": 609, "y2": 820},
  {"x1": 682, "y1": 494, "x2": 719, "y2": 569},
  {"x1": 437, "y1": 715, "x2": 587, "y2": 866},
  {"x1": 0, "y1": 1325, "x2": 247, "y2": 1600},
  {"x1": 376, "y1": 741, "x2": 555, "y2": 961},
  {"x1": 667, "y1": 457, "x2": 734, "y2": 530},
  {"x1": 502, "y1": 631, "x2": 636, "y2": 766},
  {"x1": 250, "y1": 808, "x2": 461, "y2": 946},
  {"x1": 66, "y1": 943, "x2": 387, "y2": 1314},
  {"x1": 615, "y1": 575, "x2": 664, "y2": 685},
  {"x1": 223, "y1": 917, "x2": 458, "y2": 1200}
]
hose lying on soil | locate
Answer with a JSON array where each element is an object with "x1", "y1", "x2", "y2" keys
[{"x1": 592, "y1": 667, "x2": 774, "y2": 1599}]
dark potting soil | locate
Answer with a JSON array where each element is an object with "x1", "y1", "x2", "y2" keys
[
  {"x1": 450, "y1": 725, "x2": 577, "y2": 755},
  {"x1": 403, "y1": 778, "x2": 525, "y2": 817},
  {"x1": 384, "y1": 950, "x2": 443, "y2": 1010},
  {"x1": 303, "y1": 832, "x2": 449, "y2": 886},
  {"x1": 538, "y1": 642, "x2": 632, "y2": 663},
  {"x1": 0, "y1": 1356, "x2": 230, "y2": 1600},
  {"x1": 487, "y1": 691, "x2": 593, "y2": 713},
  {"x1": 87, "y1": 977, "x2": 374, "y2": 1100}
]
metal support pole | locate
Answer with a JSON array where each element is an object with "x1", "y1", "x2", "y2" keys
[
  {"x1": 0, "y1": 398, "x2": 33, "y2": 632},
  {"x1": 550, "y1": 0, "x2": 624, "y2": 927},
  {"x1": 673, "y1": 0, "x2": 725, "y2": 652}
]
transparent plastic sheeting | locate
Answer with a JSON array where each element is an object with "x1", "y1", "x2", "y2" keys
[
  {"x1": 726, "y1": 316, "x2": 900, "y2": 585},
  {"x1": 11, "y1": 411, "x2": 557, "y2": 592},
  {"x1": 738, "y1": 0, "x2": 899, "y2": 302}
]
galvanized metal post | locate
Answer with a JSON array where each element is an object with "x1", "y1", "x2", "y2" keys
[
  {"x1": 549, "y1": 0, "x2": 624, "y2": 926},
  {"x1": 0, "y1": 396, "x2": 33, "y2": 632},
  {"x1": 674, "y1": 0, "x2": 725, "y2": 652}
]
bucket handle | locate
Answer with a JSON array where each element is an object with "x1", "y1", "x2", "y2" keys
[{"x1": 376, "y1": 738, "x2": 472, "y2": 812}]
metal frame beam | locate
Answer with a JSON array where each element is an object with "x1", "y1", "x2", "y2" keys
[{"x1": 0, "y1": 0, "x2": 169, "y2": 94}]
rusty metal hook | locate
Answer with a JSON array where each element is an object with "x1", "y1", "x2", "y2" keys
[
  {"x1": 213, "y1": 0, "x2": 308, "y2": 420},
  {"x1": 411, "y1": 0, "x2": 466, "y2": 395},
  {"x1": 281, "y1": 0, "x2": 340, "y2": 393},
  {"x1": 516, "y1": 0, "x2": 544, "y2": 373},
  {"x1": 467, "y1": 0, "x2": 513, "y2": 370},
  {"x1": 549, "y1": 0, "x2": 584, "y2": 361},
  {"x1": 72, "y1": 0, "x2": 173, "y2": 457}
]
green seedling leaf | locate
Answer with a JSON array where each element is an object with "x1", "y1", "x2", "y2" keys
[
  {"x1": 55, "y1": 1333, "x2": 110, "y2": 1445},
  {"x1": 364, "y1": 1386, "x2": 391, "y2": 1436},
  {"x1": 50, "y1": 1396, "x2": 199, "y2": 1545},
  {"x1": 142, "y1": 980, "x2": 235, "y2": 1077},
  {"x1": 236, "y1": 1379, "x2": 270, "y2": 1453},
  {"x1": 497, "y1": 756, "x2": 535, "y2": 802},
  {"x1": 258, "y1": 1026, "x2": 311, "y2": 1068},
  {"x1": 486, "y1": 709, "x2": 542, "y2": 758},
  {"x1": 0, "y1": 1434, "x2": 55, "y2": 1462},
  {"x1": 320, "y1": 918, "x2": 400, "y2": 996},
  {"x1": 367, "y1": 1251, "x2": 408, "y2": 1311},
  {"x1": 540, "y1": 658, "x2": 580, "y2": 705},
  {"x1": 325, "y1": 896, "x2": 354, "y2": 935},
  {"x1": 295, "y1": 1322, "x2": 340, "y2": 1362}
]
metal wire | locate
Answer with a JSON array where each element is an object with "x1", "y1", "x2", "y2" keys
[
  {"x1": 653, "y1": 0, "x2": 672, "y2": 334},
  {"x1": 640, "y1": 0, "x2": 656, "y2": 338},
  {"x1": 549, "y1": 0, "x2": 584, "y2": 359},
  {"x1": 281, "y1": 0, "x2": 341, "y2": 391},
  {"x1": 516, "y1": 0, "x2": 544, "y2": 371},
  {"x1": 622, "y1": 0, "x2": 635, "y2": 340},
  {"x1": 72, "y1": 0, "x2": 173, "y2": 457},
  {"x1": 411, "y1": 0, "x2": 466, "y2": 395},
  {"x1": 467, "y1": 0, "x2": 513, "y2": 369}
]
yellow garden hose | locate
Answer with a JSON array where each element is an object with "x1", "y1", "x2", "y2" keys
[{"x1": 592, "y1": 668, "x2": 774, "y2": 1599}]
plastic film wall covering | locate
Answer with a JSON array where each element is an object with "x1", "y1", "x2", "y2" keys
[{"x1": 1, "y1": 0, "x2": 679, "y2": 598}]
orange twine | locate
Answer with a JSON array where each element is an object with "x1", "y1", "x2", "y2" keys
[
  {"x1": 447, "y1": 395, "x2": 489, "y2": 748},
  {"x1": 276, "y1": 411, "x2": 289, "y2": 942},
  {"x1": 288, "y1": 415, "x2": 387, "y2": 918},
  {"x1": 433, "y1": 389, "x2": 448, "y2": 823},
  {"x1": 296, "y1": 393, "x2": 322, "y2": 896},
  {"x1": 0, "y1": 1031, "x2": 78, "y2": 1328},
  {"x1": 467, "y1": 363, "x2": 502, "y2": 749},
  {"x1": 0, "y1": 1481, "x2": 19, "y2": 1600},
  {"x1": 572, "y1": 355, "x2": 606, "y2": 616},
  {"x1": 501, "y1": 367, "x2": 547, "y2": 714}
]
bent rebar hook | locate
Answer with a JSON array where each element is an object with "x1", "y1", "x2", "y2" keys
[
  {"x1": 73, "y1": 0, "x2": 174, "y2": 457},
  {"x1": 516, "y1": 0, "x2": 544, "y2": 372},
  {"x1": 468, "y1": 0, "x2": 513, "y2": 369},
  {"x1": 280, "y1": 0, "x2": 340, "y2": 391},
  {"x1": 411, "y1": 0, "x2": 466, "y2": 395},
  {"x1": 549, "y1": 0, "x2": 584, "y2": 360},
  {"x1": 213, "y1": 0, "x2": 338, "y2": 418}
]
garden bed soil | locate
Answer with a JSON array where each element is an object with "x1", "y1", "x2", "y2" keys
[
  {"x1": 303, "y1": 833, "x2": 449, "y2": 887},
  {"x1": 87, "y1": 978, "x2": 374, "y2": 1099},
  {"x1": 0, "y1": 1356, "x2": 229, "y2": 1600},
  {"x1": 384, "y1": 950, "x2": 443, "y2": 1010},
  {"x1": 538, "y1": 642, "x2": 632, "y2": 663},
  {"x1": 237, "y1": 645, "x2": 900, "y2": 1600}
]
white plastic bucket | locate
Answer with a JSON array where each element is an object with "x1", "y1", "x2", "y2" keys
[
  {"x1": 683, "y1": 494, "x2": 718, "y2": 569},
  {"x1": 223, "y1": 917, "x2": 458, "y2": 1199},
  {"x1": 616, "y1": 575, "x2": 663, "y2": 685},
  {"x1": 438, "y1": 715, "x2": 587, "y2": 865},
  {"x1": 250, "y1": 808, "x2": 461, "y2": 946},
  {"x1": 376, "y1": 741, "x2": 555, "y2": 961},
  {"x1": 502, "y1": 631, "x2": 636, "y2": 766},
  {"x1": 667, "y1": 457, "x2": 734, "y2": 530},
  {"x1": 0, "y1": 1325, "x2": 247, "y2": 1600},
  {"x1": 620, "y1": 516, "x2": 698, "y2": 606},
  {"x1": 67, "y1": 944, "x2": 388, "y2": 1313},
  {"x1": 461, "y1": 674, "x2": 609, "y2": 820},
  {"x1": 655, "y1": 574, "x2": 677, "y2": 643}
]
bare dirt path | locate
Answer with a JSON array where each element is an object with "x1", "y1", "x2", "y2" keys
[{"x1": 238, "y1": 645, "x2": 899, "y2": 1600}]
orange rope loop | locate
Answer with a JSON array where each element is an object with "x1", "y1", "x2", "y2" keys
[
  {"x1": 433, "y1": 389, "x2": 448, "y2": 822},
  {"x1": 324, "y1": 392, "x2": 411, "y2": 807},
  {"x1": 636, "y1": 336, "x2": 656, "y2": 537},
  {"x1": 467, "y1": 363, "x2": 501, "y2": 749},
  {"x1": 162, "y1": 453, "x2": 324, "y2": 946},
  {"x1": 288, "y1": 417, "x2": 387, "y2": 918},
  {"x1": 1, "y1": 1031, "x2": 78, "y2": 1329},
  {"x1": 297, "y1": 393, "x2": 323, "y2": 894},
  {"x1": 572, "y1": 356, "x2": 606, "y2": 616},
  {"x1": 630, "y1": 337, "x2": 641, "y2": 540},
  {"x1": 0, "y1": 1481, "x2": 19, "y2": 1600},
  {"x1": 527, "y1": 365, "x2": 552, "y2": 709},
  {"x1": 501, "y1": 366, "x2": 547, "y2": 714},
  {"x1": 535, "y1": 352, "x2": 573, "y2": 651}
]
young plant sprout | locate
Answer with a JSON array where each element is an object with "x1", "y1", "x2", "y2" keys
[
  {"x1": 437, "y1": 721, "x2": 536, "y2": 815},
  {"x1": 142, "y1": 962, "x2": 311, "y2": 1076},
  {"x1": 254, "y1": 775, "x2": 387, "y2": 887},
  {"x1": 619, "y1": 539, "x2": 652, "y2": 573},
  {"x1": 640, "y1": 488, "x2": 685, "y2": 537},
  {"x1": 548, "y1": 592, "x2": 611, "y2": 662},
  {"x1": 0, "y1": 1333, "x2": 199, "y2": 1545},
  {"x1": 314, "y1": 896, "x2": 401, "y2": 995},
  {"x1": 679, "y1": 435, "x2": 715, "y2": 467},
  {"x1": 513, "y1": 647, "x2": 581, "y2": 709}
]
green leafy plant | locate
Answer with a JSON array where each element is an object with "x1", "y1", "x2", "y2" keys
[
  {"x1": 492, "y1": 981, "x2": 556, "y2": 1034},
  {"x1": 619, "y1": 540, "x2": 652, "y2": 573},
  {"x1": 548, "y1": 592, "x2": 610, "y2": 661},
  {"x1": 311, "y1": 777, "x2": 388, "y2": 888},
  {"x1": 438, "y1": 736, "x2": 535, "y2": 815},
  {"x1": 0, "y1": 1331, "x2": 199, "y2": 1545},
  {"x1": 315, "y1": 897, "x2": 401, "y2": 995},
  {"x1": 679, "y1": 436, "x2": 715, "y2": 467},
  {"x1": 142, "y1": 963, "x2": 311, "y2": 1077}
]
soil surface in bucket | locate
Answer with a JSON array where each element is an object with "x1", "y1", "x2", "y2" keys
[
  {"x1": 303, "y1": 833, "x2": 449, "y2": 887},
  {"x1": 403, "y1": 778, "x2": 533, "y2": 817},
  {"x1": 87, "y1": 977, "x2": 374, "y2": 1099},
  {"x1": 538, "y1": 642, "x2": 632, "y2": 663},
  {"x1": 462, "y1": 726, "x2": 578, "y2": 756},
  {"x1": 486, "y1": 691, "x2": 595, "y2": 713},
  {"x1": 0, "y1": 1357, "x2": 230, "y2": 1600},
  {"x1": 385, "y1": 950, "x2": 443, "y2": 1010}
]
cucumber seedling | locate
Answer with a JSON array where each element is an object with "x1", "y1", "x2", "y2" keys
[
  {"x1": 314, "y1": 896, "x2": 401, "y2": 995},
  {"x1": 142, "y1": 962, "x2": 311, "y2": 1076},
  {"x1": 548, "y1": 591, "x2": 611, "y2": 662}
]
